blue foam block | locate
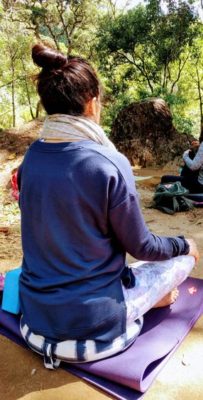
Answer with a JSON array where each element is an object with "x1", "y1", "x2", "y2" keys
[{"x1": 2, "y1": 267, "x2": 22, "y2": 314}]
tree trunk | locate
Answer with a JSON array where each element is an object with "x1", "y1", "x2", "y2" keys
[
  {"x1": 35, "y1": 100, "x2": 43, "y2": 119},
  {"x1": 11, "y1": 61, "x2": 16, "y2": 128},
  {"x1": 21, "y1": 57, "x2": 35, "y2": 120},
  {"x1": 195, "y1": 65, "x2": 203, "y2": 137}
]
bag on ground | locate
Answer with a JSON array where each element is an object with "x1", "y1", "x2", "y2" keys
[{"x1": 152, "y1": 182, "x2": 194, "y2": 215}]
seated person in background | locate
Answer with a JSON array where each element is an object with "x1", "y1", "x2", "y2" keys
[
  {"x1": 180, "y1": 140, "x2": 199, "y2": 180},
  {"x1": 18, "y1": 44, "x2": 198, "y2": 368},
  {"x1": 182, "y1": 136, "x2": 203, "y2": 193},
  {"x1": 161, "y1": 139, "x2": 203, "y2": 193}
]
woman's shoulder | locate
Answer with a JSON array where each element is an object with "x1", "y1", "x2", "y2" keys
[
  {"x1": 83, "y1": 141, "x2": 131, "y2": 169},
  {"x1": 82, "y1": 141, "x2": 135, "y2": 188}
]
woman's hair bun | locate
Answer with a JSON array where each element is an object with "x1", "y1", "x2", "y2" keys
[{"x1": 32, "y1": 44, "x2": 67, "y2": 70}]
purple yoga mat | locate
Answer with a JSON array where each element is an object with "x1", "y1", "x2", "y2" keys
[{"x1": 0, "y1": 277, "x2": 203, "y2": 400}]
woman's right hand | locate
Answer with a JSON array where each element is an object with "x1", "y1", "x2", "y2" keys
[{"x1": 185, "y1": 238, "x2": 200, "y2": 263}]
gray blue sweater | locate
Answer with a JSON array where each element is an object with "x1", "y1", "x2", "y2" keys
[
  {"x1": 18, "y1": 140, "x2": 189, "y2": 347},
  {"x1": 183, "y1": 142, "x2": 203, "y2": 185}
]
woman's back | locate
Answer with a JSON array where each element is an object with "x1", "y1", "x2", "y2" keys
[{"x1": 19, "y1": 139, "x2": 133, "y2": 342}]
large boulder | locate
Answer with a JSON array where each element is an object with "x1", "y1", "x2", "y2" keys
[{"x1": 111, "y1": 98, "x2": 194, "y2": 167}]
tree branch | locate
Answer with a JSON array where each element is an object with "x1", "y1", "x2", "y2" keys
[{"x1": 170, "y1": 55, "x2": 189, "y2": 93}]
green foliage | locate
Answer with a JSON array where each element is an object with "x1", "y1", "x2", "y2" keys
[
  {"x1": 17, "y1": 0, "x2": 100, "y2": 53},
  {"x1": 173, "y1": 114, "x2": 194, "y2": 134},
  {"x1": 0, "y1": 0, "x2": 202, "y2": 139},
  {"x1": 101, "y1": 91, "x2": 134, "y2": 135},
  {"x1": 96, "y1": 0, "x2": 198, "y2": 94}
]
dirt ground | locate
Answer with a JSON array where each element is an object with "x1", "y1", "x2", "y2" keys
[{"x1": 0, "y1": 125, "x2": 203, "y2": 400}]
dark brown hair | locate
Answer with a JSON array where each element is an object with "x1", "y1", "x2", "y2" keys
[{"x1": 32, "y1": 44, "x2": 100, "y2": 115}]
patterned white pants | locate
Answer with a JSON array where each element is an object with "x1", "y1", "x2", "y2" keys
[{"x1": 123, "y1": 255, "x2": 195, "y2": 325}]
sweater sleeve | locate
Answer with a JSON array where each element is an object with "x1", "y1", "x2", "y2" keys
[
  {"x1": 183, "y1": 143, "x2": 203, "y2": 171},
  {"x1": 109, "y1": 187, "x2": 189, "y2": 262}
]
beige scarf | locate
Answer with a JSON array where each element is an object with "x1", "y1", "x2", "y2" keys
[{"x1": 40, "y1": 114, "x2": 116, "y2": 150}]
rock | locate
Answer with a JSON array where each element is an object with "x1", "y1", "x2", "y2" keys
[{"x1": 111, "y1": 98, "x2": 194, "y2": 167}]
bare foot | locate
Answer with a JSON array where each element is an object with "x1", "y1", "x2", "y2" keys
[{"x1": 153, "y1": 288, "x2": 179, "y2": 308}]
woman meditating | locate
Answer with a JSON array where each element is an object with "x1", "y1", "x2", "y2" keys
[
  {"x1": 18, "y1": 44, "x2": 199, "y2": 368},
  {"x1": 182, "y1": 135, "x2": 203, "y2": 193},
  {"x1": 161, "y1": 138, "x2": 203, "y2": 193}
]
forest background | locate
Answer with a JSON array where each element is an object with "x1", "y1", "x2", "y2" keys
[{"x1": 0, "y1": 0, "x2": 203, "y2": 140}]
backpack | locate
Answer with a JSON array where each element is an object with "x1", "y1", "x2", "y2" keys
[{"x1": 152, "y1": 182, "x2": 194, "y2": 215}]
